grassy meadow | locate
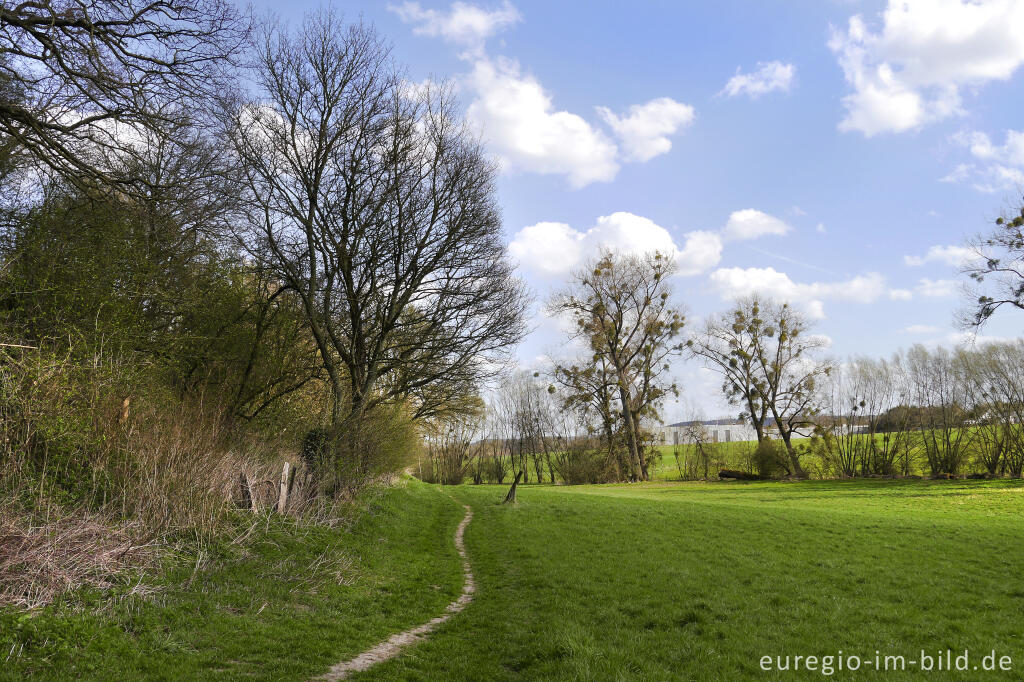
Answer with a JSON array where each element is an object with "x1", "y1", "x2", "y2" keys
[
  {"x1": 7, "y1": 476, "x2": 1024, "y2": 680},
  {"x1": 0, "y1": 482, "x2": 466, "y2": 681}
]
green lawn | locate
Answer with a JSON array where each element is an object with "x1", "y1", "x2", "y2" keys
[
  {"x1": 359, "y1": 479, "x2": 1024, "y2": 680},
  {"x1": 6, "y1": 478, "x2": 1024, "y2": 680}
]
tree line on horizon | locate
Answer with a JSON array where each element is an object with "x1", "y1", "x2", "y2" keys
[{"x1": 420, "y1": 211, "x2": 1024, "y2": 485}]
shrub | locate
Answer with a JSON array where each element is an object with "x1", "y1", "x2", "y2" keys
[
  {"x1": 554, "y1": 439, "x2": 615, "y2": 484},
  {"x1": 299, "y1": 404, "x2": 420, "y2": 498},
  {"x1": 752, "y1": 439, "x2": 787, "y2": 479}
]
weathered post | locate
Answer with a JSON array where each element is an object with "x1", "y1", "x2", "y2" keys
[
  {"x1": 239, "y1": 472, "x2": 254, "y2": 511},
  {"x1": 502, "y1": 470, "x2": 523, "y2": 504},
  {"x1": 277, "y1": 461, "x2": 291, "y2": 513}
]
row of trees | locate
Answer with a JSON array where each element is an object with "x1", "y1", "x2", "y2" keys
[
  {"x1": 443, "y1": 195, "x2": 1024, "y2": 485},
  {"x1": 1, "y1": 3, "x2": 529, "y2": 529},
  {"x1": 817, "y1": 343, "x2": 1024, "y2": 478}
]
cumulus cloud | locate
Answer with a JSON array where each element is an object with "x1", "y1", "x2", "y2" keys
[
  {"x1": 904, "y1": 244, "x2": 975, "y2": 267},
  {"x1": 720, "y1": 61, "x2": 796, "y2": 98},
  {"x1": 915, "y1": 277, "x2": 959, "y2": 298},
  {"x1": 829, "y1": 0, "x2": 1024, "y2": 136},
  {"x1": 889, "y1": 288, "x2": 913, "y2": 301},
  {"x1": 721, "y1": 209, "x2": 793, "y2": 241},
  {"x1": 388, "y1": 1, "x2": 520, "y2": 56},
  {"x1": 596, "y1": 97, "x2": 695, "y2": 162},
  {"x1": 903, "y1": 324, "x2": 941, "y2": 334},
  {"x1": 886, "y1": 278, "x2": 961, "y2": 300},
  {"x1": 466, "y1": 57, "x2": 620, "y2": 188},
  {"x1": 393, "y1": 1, "x2": 696, "y2": 187},
  {"x1": 708, "y1": 267, "x2": 888, "y2": 318},
  {"x1": 945, "y1": 129, "x2": 1024, "y2": 192},
  {"x1": 510, "y1": 207, "x2": 795, "y2": 279},
  {"x1": 945, "y1": 330, "x2": 1015, "y2": 346},
  {"x1": 509, "y1": 212, "x2": 722, "y2": 279},
  {"x1": 505, "y1": 222, "x2": 584, "y2": 276}
]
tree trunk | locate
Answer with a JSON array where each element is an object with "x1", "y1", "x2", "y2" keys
[
  {"x1": 503, "y1": 470, "x2": 523, "y2": 504},
  {"x1": 780, "y1": 432, "x2": 805, "y2": 478},
  {"x1": 617, "y1": 386, "x2": 645, "y2": 481}
]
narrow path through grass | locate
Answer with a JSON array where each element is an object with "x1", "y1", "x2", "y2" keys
[{"x1": 318, "y1": 503, "x2": 475, "y2": 680}]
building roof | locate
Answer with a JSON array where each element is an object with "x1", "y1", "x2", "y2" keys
[{"x1": 667, "y1": 418, "x2": 748, "y2": 428}]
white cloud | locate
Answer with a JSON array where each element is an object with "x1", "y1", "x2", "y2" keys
[
  {"x1": 509, "y1": 212, "x2": 722, "y2": 278},
  {"x1": 511, "y1": 207, "x2": 797, "y2": 279},
  {"x1": 940, "y1": 163, "x2": 974, "y2": 184},
  {"x1": 816, "y1": 222, "x2": 827, "y2": 234},
  {"x1": 889, "y1": 288, "x2": 913, "y2": 301},
  {"x1": 946, "y1": 330, "x2": 1015, "y2": 346},
  {"x1": 674, "y1": 230, "x2": 725, "y2": 276},
  {"x1": 807, "y1": 333, "x2": 834, "y2": 349},
  {"x1": 708, "y1": 267, "x2": 887, "y2": 318},
  {"x1": 903, "y1": 324, "x2": 940, "y2": 334},
  {"x1": 466, "y1": 57, "x2": 619, "y2": 188},
  {"x1": 946, "y1": 129, "x2": 1024, "y2": 192},
  {"x1": 721, "y1": 209, "x2": 793, "y2": 241},
  {"x1": 904, "y1": 244, "x2": 975, "y2": 267},
  {"x1": 829, "y1": 1, "x2": 1024, "y2": 136},
  {"x1": 389, "y1": 1, "x2": 520, "y2": 56},
  {"x1": 394, "y1": 2, "x2": 696, "y2": 187},
  {"x1": 720, "y1": 61, "x2": 796, "y2": 98},
  {"x1": 954, "y1": 129, "x2": 1024, "y2": 165},
  {"x1": 596, "y1": 97, "x2": 695, "y2": 162},
  {"x1": 915, "y1": 277, "x2": 959, "y2": 298},
  {"x1": 506, "y1": 222, "x2": 583, "y2": 276}
]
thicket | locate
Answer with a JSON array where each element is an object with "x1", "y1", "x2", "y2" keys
[{"x1": 0, "y1": 6, "x2": 528, "y2": 606}]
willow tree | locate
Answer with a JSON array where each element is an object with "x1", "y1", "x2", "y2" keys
[
  {"x1": 227, "y1": 12, "x2": 528, "y2": 429},
  {"x1": 548, "y1": 250, "x2": 686, "y2": 481}
]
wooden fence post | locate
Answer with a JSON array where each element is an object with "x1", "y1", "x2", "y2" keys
[
  {"x1": 277, "y1": 461, "x2": 291, "y2": 513},
  {"x1": 239, "y1": 472, "x2": 254, "y2": 512}
]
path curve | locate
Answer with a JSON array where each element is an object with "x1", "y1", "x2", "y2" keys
[{"x1": 317, "y1": 504, "x2": 475, "y2": 680}]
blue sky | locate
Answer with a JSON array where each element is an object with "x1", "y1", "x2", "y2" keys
[{"x1": 252, "y1": 0, "x2": 1024, "y2": 419}]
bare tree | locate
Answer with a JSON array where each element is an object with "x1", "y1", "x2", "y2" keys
[
  {"x1": 227, "y1": 12, "x2": 529, "y2": 429},
  {"x1": 674, "y1": 409, "x2": 713, "y2": 480},
  {"x1": 963, "y1": 342, "x2": 1024, "y2": 477},
  {"x1": 750, "y1": 300, "x2": 831, "y2": 477},
  {"x1": 548, "y1": 249, "x2": 686, "y2": 481},
  {"x1": 0, "y1": 0, "x2": 248, "y2": 187},
  {"x1": 902, "y1": 345, "x2": 974, "y2": 476},
  {"x1": 818, "y1": 356, "x2": 909, "y2": 477},
  {"x1": 423, "y1": 410, "x2": 484, "y2": 485},
  {"x1": 551, "y1": 351, "x2": 622, "y2": 478},
  {"x1": 959, "y1": 199, "x2": 1024, "y2": 328}
]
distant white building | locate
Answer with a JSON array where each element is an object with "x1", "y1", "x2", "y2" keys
[{"x1": 653, "y1": 418, "x2": 764, "y2": 446}]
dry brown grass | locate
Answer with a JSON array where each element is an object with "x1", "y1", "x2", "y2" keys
[
  {"x1": 0, "y1": 511, "x2": 157, "y2": 609},
  {"x1": 0, "y1": 347, "x2": 402, "y2": 608}
]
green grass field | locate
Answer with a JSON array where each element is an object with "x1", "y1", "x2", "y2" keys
[
  {"x1": 0, "y1": 481, "x2": 466, "y2": 680},
  {"x1": 358, "y1": 479, "x2": 1024, "y2": 680},
  {"x1": 6, "y1": 477, "x2": 1024, "y2": 680}
]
